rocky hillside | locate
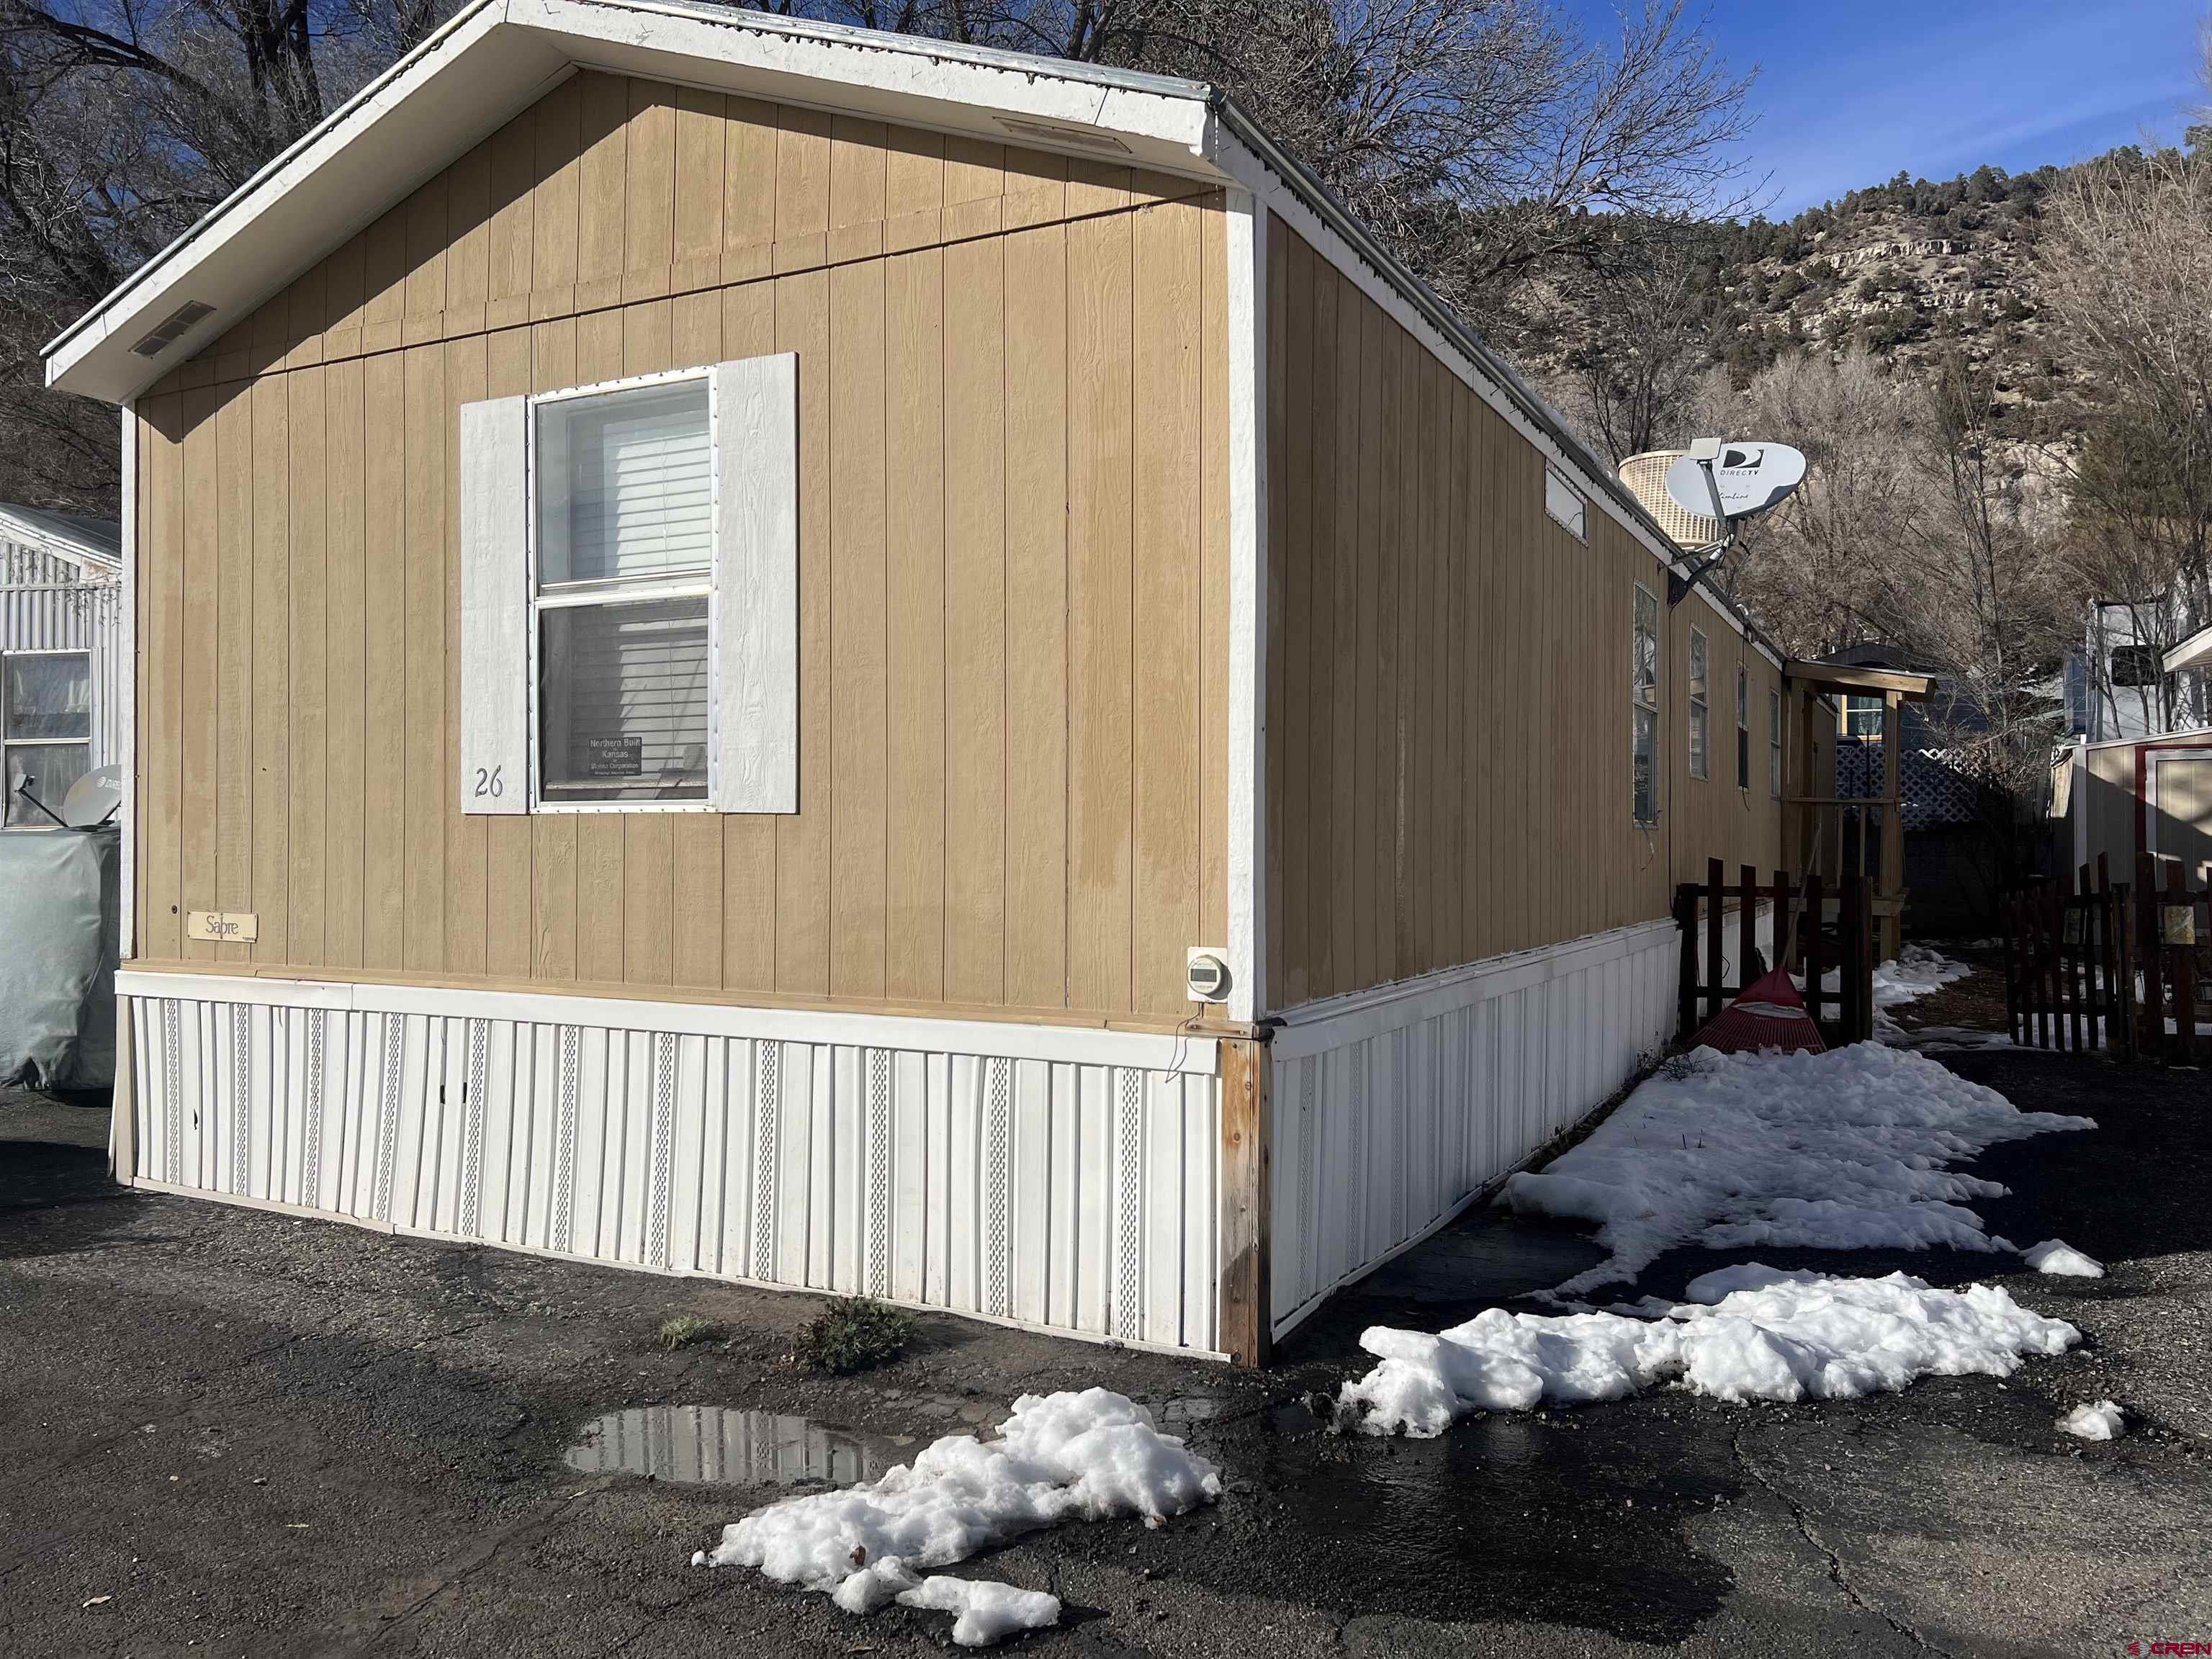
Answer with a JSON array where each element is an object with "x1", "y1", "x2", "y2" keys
[
  {"x1": 1706, "y1": 163, "x2": 2083, "y2": 440},
  {"x1": 1516, "y1": 158, "x2": 2108, "y2": 448}
]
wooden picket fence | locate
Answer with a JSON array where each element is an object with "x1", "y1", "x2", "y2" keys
[
  {"x1": 2002, "y1": 858, "x2": 2132, "y2": 1058},
  {"x1": 2135, "y1": 853, "x2": 2209, "y2": 1065},
  {"x1": 1675, "y1": 858, "x2": 1874, "y2": 1049},
  {"x1": 2003, "y1": 853, "x2": 2210, "y2": 1063}
]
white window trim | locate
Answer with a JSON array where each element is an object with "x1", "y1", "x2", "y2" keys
[
  {"x1": 2145, "y1": 748, "x2": 2212, "y2": 858},
  {"x1": 1688, "y1": 626, "x2": 1710, "y2": 782},
  {"x1": 2, "y1": 646, "x2": 96, "y2": 830},
  {"x1": 525, "y1": 365, "x2": 720, "y2": 816},
  {"x1": 1736, "y1": 662, "x2": 1750, "y2": 791},
  {"x1": 1632, "y1": 583, "x2": 1659, "y2": 825},
  {"x1": 1769, "y1": 685, "x2": 1784, "y2": 799}
]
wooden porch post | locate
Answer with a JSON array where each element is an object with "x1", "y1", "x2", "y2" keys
[
  {"x1": 1879, "y1": 690, "x2": 1905, "y2": 961},
  {"x1": 1218, "y1": 1036, "x2": 1272, "y2": 1367},
  {"x1": 1793, "y1": 684, "x2": 1819, "y2": 881}
]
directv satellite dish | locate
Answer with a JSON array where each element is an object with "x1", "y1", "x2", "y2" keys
[
  {"x1": 1664, "y1": 441, "x2": 1807, "y2": 521},
  {"x1": 62, "y1": 764, "x2": 123, "y2": 829}
]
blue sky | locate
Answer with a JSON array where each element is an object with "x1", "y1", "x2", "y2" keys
[{"x1": 1563, "y1": 0, "x2": 2208, "y2": 217}]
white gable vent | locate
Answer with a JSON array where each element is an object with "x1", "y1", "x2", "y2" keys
[
  {"x1": 130, "y1": 301, "x2": 216, "y2": 358},
  {"x1": 995, "y1": 117, "x2": 1131, "y2": 154}
]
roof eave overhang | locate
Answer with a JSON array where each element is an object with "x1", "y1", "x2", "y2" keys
[
  {"x1": 1784, "y1": 660, "x2": 1936, "y2": 700},
  {"x1": 2164, "y1": 624, "x2": 2212, "y2": 675},
  {"x1": 44, "y1": 0, "x2": 1221, "y2": 405},
  {"x1": 0, "y1": 505, "x2": 122, "y2": 572}
]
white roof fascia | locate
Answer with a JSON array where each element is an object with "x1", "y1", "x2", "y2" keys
[
  {"x1": 0, "y1": 505, "x2": 123, "y2": 575},
  {"x1": 46, "y1": 0, "x2": 539, "y2": 401},
  {"x1": 1200, "y1": 122, "x2": 1785, "y2": 673},
  {"x1": 523, "y1": 0, "x2": 1213, "y2": 148},
  {"x1": 2164, "y1": 624, "x2": 2212, "y2": 675},
  {"x1": 45, "y1": 0, "x2": 1220, "y2": 405}
]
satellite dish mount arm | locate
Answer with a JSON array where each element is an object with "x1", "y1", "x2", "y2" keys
[{"x1": 1667, "y1": 452, "x2": 1734, "y2": 608}]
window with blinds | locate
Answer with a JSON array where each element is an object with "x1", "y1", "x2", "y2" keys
[
  {"x1": 1632, "y1": 584, "x2": 1659, "y2": 824},
  {"x1": 533, "y1": 375, "x2": 714, "y2": 805},
  {"x1": 1688, "y1": 626, "x2": 1709, "y2": 781}
]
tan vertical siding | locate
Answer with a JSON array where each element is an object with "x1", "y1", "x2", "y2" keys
[
  {"x1": 133, "y1": 76, "x2": 1231, "y2": 1027},
  {"x1": 1264, "y1": 216, "x2": 1788, "y2": 1008}
]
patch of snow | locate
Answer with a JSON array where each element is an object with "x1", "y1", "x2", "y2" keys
[
  {"x1": 2023, "y1": 1238, "x2": 2105, "y2": 1277},
  {"x1": 1809, "y1": 945, "x2": 1977, "y2": 1043},
  {"x1": 2057, "y1": 1400, "x2": 2125, "y2": 1442},
  {"x1": 700, "y1": 1389, "x2": 1217, "y2": 1645},
  {"x1": 830, "y1": 1555, "x2": 920, "y2": 1614},
  {"x1": 1873, "y1": 945, "x2": 1973, "y2": 1010},
  {"x1": 1498, "y1": 1043, "x2": 2093, "y2": 1299},
  {"x1": 1336, "y1": 1267, "x2": 2080, "y2": 1437},
  {"x1": 1889, "y1": 1025, "x2": 2025, "y2": 1054},
  {"x1": 896, "y1": 1575, "x2": 1062, "y2": 1647}
]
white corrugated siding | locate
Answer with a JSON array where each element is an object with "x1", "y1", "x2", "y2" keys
[
  {"x1": 0, "y1": 541, "x2": 125, "y2": 771},
  {"x1": 1267, "y1": 919, "x2": 1678, "y2": 1341},
  {"x1": 121, "y1": 979, "x2": 1225, "y2": 1356}
]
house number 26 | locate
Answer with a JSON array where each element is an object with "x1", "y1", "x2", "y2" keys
[{"x1": 473, "y1": 765, "x2": 505, "y2": 799}]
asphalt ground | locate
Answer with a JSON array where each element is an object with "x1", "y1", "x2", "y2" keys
[{"x1": 2, "y1": 1043, "x2": 2206, "y2": 1659}]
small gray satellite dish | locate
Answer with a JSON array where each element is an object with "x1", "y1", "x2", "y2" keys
[
  {"x1": 1664, "y1": 441, "x2": 1807, "y2": 521},
  {"x1": 62, "y1": 764, "x2": 124, "y2": 829}
]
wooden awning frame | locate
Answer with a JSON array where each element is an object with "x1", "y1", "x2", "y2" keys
[{"x1": 1782, "y1": 660, "x2": 1936, "y2": 700}]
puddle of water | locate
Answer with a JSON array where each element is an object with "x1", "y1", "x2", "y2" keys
[
  {"x1": 563, "y1": 1406, "x2": 894, "y2": 1487},
  {"x1": 1179, "y1": 1398, "x2": 1738, "y2": 1643}
]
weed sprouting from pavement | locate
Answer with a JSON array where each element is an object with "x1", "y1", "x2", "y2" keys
[
  {"x1": 657, "y1": 1313, "x2": 723, "y2": 1352},
  {"x1": 796, "y1": 1298, "x2": 917, "y2": 1375}
]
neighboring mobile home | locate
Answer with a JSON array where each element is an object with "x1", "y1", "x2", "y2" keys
[
  {"x1": 0, "y1": 505, "x2": 124, "y2": 827},
  {"x1": 50, "y1": 0, "x2": 1807, "y2": 1362}
]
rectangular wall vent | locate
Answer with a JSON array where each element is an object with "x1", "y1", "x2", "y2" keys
[
  {"x1": 130, "y1": 300, "x2": 216, "y2": 358},
  {"x1": 995, "y1": 117, "x2": 1131, "y2": 154}
]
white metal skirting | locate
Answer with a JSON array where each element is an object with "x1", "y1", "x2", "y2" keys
[
  {"x1": 116, "y1": 974, "x2": 1225, "y2": 1357},
  {"x1": 1266, "y1": 919, "x2": 1678, "y2": 1341}
]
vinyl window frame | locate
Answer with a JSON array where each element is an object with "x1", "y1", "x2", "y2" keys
[
  {"x1": 1687, "y1": 626, "x2": 1710, "y2": 782},
  {"x1": 1735, "y1": 662, "x2": 1751, "y2": 789},
  {"x1": 1, "y1": 646, "x2": 95, "y2": 830},
  {"x1": 524, "y1": 366, "x2": 720, "y2": 815},
  {"x1": 1632, "y1": 583, "x2": 1660, "y2": 824},
  {"x1": 1769, "y1": 685, "x2": 1784, "y2": 799},
  {"x1": 1843, "y1": 695, "x2": 1885, "y2": 738}
]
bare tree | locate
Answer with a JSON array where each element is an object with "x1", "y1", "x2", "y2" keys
[
  {"x1": 1539, "y1": 227, "x2": 1714, "y2": 464},
  {"x1": 2039, "y1": 139, "x2": 2212, "y2": 732},
  {"x1": 0, "y1": 0, "x2": 457, "y2": 511},
  {"x1": 0, "y1": 0, "x2": 1755, "y2": 513},
  {"x1": 1898, "y1": 354, "x2": 2068, "y2": 793},
  {"x1": 1698, "y1": 348, "x2": 1924, "y2": 657},
  {"x1": 742, "y1": 0, "x2": 1761, "y2": 323}
]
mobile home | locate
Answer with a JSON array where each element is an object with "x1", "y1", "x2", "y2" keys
[
  {"x1": 1, "y1": 504, "x2": 124, "y2": 827},
  {"x1": 50, "y1": 0, "x2": 1810, "y2": 1362}
]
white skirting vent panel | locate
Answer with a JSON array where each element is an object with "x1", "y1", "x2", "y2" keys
[
  {"x1": 121, "y1": 979, "x2": 1223, "y2": 1357},
  {"x1": 1267, "y1": 919, "x2": 1678, "y2": 1341}
]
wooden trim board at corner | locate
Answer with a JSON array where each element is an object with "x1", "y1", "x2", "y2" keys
[{"x1": 1215, "y1": 1035, "x2": 1270, "y2": 1367}]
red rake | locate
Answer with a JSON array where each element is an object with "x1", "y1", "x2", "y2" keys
[{"x1": 1695, "y1": 965, "x2": 1829, "y2": 1056}]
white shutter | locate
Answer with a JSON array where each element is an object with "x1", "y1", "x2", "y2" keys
[
  {"x1": 711, "y1": 353, "x2": 799, "y2": 814},
  {"x1": 459, "y1": 395, "x2": 529, "y2": 814}
]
